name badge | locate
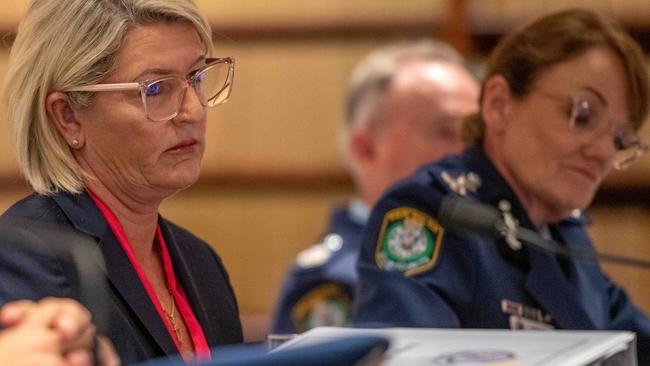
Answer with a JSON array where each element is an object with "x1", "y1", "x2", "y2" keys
[{"x1": 501, "y1": 299, "x2": 554, "y2": 330}]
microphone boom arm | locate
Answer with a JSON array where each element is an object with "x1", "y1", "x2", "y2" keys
[{"x1": 438, "y1": 194, "x2": 650, "y2": 271}]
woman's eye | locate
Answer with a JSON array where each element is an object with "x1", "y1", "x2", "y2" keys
[
  {"x1": 145, "y1": 81, "x2": 163, "y2": 96},
  {"x1": 571, "y1": 99, "x2": 594, "y2": 129},
  {"x1": 193, "y1": 70, "x2": 206, "y2": 84}
]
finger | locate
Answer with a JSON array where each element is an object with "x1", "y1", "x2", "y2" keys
[
  {"x1": 0, "y1": 300, "x2": 35, "y2": 326},
  {"x1": 18, "y1": 299, "x2": 63, "y2": 328},
  {"x1": 23, "y1": 354, "x2": 68, "y2": 366},
  {"x1": 65, "y1": 348, "x2": 93, "y2": 366},
  {"x1": 97, "y1": 336, "x2": 121, "y2": 366},
  {"x1": 61, "y1": 323, "x2": 96, "y2": 353},
  {"x1": 40, "y1": 298, "x2": 92, "y2": 340}
]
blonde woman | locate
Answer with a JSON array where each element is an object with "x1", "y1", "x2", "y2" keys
[{"x1": 0, "y1": 0, "x2": 241, "y2": 364}]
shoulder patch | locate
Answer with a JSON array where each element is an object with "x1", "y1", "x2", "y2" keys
[
  {"x1": 291, "y1": 283, "x2": 352, "y2": 332},
  {"x1": 375, "y1": 207, "x2": 443, "y2": 276}
]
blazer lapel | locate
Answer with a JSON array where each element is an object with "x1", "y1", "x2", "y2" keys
[
  {"x1": 158, "y1": 219, "x2": 220, "y2": 346},
  {"x1": 99, "y1": 231, "x2": 179, "y2": 355},
  {"x1": 524, "y1": 248, "x2": 596, "y2": 329},
  {"x1": 159, "y1": 220, "x2": 228, "y2": 346},
  {"x1": 53, "y1": 192, "x2": 178, "y2": 355}
]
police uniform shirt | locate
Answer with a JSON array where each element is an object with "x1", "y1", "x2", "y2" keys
[
  {"x1": 272, "y1": 200, "x2": 368, "y2": 334},
  {"x1": 354, "y1": 147, "x2": 650, "y2": 362}
]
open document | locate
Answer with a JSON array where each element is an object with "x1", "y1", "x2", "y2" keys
[{"x1": 275, "y1": 327, "x2": 636, "y2": 365}]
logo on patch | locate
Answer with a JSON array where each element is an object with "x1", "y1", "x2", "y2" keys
[
  {"x1": 292, "y1": 283, "x2": 352, "y2": 332},
  {"x1": 375, "y1": 208, "x2": 443, "y2": 276}
]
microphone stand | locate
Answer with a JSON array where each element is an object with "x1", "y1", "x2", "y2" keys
[
  {"x1": 439, "y1": 194, "x2": 650, "y2": 271},
  {"x1": 515, "y1": 226, "x2": 650, "y2": 270}
]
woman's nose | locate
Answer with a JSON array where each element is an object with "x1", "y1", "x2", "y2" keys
[{"x1": 173, "y1": 85, "x2": 205, "y2": 124}]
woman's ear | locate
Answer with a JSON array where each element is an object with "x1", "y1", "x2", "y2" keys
[
  {"x1": 481, "y1": 75, "x2": 513, "y2": 134},
  {"x1": 45, "y1": 91, "x2": 84, "y2": 149}
]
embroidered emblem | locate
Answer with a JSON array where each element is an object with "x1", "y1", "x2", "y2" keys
[
  {"x1": 291, "y1": 283, "x2": 352, "y2": 332},
  {"x1": 375, "y1": 208, "x2": 443, "y2": 276},
  {"x1": 441, "y1": 171, "x2": 482, "y2": 196},
  {"x1": 501, "y1": 299, "x2": 554, "y2": 330},
  {"x1": 296, "y1": 234, "x2": 343, "y2": 269}
]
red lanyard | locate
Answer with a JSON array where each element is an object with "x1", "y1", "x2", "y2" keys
[{"x1": 88, "y1": 190, "x2": 211, "y2": 360}]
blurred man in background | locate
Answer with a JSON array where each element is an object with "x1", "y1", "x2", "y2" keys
[{"x1": 272, "y1": 40, "x2": 480, "y2": 333}]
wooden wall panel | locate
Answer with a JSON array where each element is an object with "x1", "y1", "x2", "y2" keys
[
  {"x1": 196, "y1": 0, "x2": 444, "y2": 31},
  {"x1": 202, "y1": 40, "x2": 380, "y2": 176},
  {"x1": 589, "y1": 205, "x2": 650, "y2": 314},
  {"x1": 468, "y1": 0, "x2": 650, "y2": 33}
]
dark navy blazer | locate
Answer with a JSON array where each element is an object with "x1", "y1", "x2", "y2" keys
[
  {"x1": 272, "y1": 205, "x2": 365, "y2": 334},
  {"x1": 0, "y1": 191, "x2": 242, "y2": 365},
  {"x1": 354, "y1": 147, "x2": 650, "y2": 363}
]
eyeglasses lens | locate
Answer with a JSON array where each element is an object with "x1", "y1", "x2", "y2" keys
[
  {"x1": 195, "y1": 62, "x2": 233, "y2": 107},
  {"x1": 143, "y1": 61, "x2": 233, "y2": 121},
  {"x1": 570, "y1": 96, "x2": 646, "y2": 169}
]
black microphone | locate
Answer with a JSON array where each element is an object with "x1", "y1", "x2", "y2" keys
[
  {"x1": 438, "y1": 194, "x2": 650, "y2": 270},
  {"x1": 437, "y1": 193, "x2": 507, "y2": 238}
]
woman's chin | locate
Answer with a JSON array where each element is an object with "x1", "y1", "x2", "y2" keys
[{"x1": 156, "y1": 169, "x2": 202, "y2": 193}]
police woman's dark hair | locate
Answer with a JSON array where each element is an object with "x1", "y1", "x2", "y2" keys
[{"x1": 463, "y1": 8, "x2": 649, "y2": 146}]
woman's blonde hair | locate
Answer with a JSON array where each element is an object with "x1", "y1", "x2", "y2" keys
[
  {"x1": 463, "y1": 8, "x2": 650, "y2": 146},
  {"x1": 3, "y1": 0, "x2": 213, "y2": 194}
]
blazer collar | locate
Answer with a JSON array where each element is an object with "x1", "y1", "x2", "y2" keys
[
  {"x1": 52, "y1": 191, "x2": 179, "y2": 355},
  {"x1": 159, "y1": 220, "x2": 224, "y2": 346},
  {"x1": 51, "y1": 191, "x2": 107, "y2": 239}
]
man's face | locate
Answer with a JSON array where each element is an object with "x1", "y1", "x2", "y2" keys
[{"x1": 372, "y1": 61, "x2": 480, "y2": 192}]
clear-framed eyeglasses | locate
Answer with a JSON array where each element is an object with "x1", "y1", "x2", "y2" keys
[
  {"x1": 65, "y1": 57, "x2": 235, "y2": 122},
  {"x1": 533, "y1": 89, "x2": 647, "y2": 170}
]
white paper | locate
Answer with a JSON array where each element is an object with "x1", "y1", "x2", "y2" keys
[{"x1": 276, "y1": 327, "x2": 635, "y2": 365}]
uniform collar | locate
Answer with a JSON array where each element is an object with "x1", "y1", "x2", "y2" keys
[
  {"x1": 458, "y1": 148, "x2": 598, "y2": 328},
  {"x1": 463, "y1": 147, "x2": 537, "y2": 230},
  {"x1": 445, "y1": 148, "x2": 535, "y2": 268},
  {"x1": 347, "y1": 198, "x2": 370, "y2": 226}
]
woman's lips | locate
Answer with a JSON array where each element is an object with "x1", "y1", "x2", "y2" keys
[
  {"x1": 166, "y1": 139, "x2": 198, "y2": 154},
  {"x1": 569, "y1": 165, "x2": 599, "y2": 183}
]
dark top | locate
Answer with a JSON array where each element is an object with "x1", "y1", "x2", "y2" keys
[
  {"x1": 354, "y1": 147, "x2": 650, "y2": 363},
  {"x1": 272, "y1": 205, "x2": 365, "y2": 334},
  {"x1": 0, "y1": 191, "x2": 243, "y2": 365}
]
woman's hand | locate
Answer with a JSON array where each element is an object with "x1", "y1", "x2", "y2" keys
[{"x1": 0, "y1": 298, "x2": 120, "y2": 366}]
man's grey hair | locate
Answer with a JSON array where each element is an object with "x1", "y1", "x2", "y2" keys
[{"x1": 345, "y1": 39, "x2": 466, "y2": 126}]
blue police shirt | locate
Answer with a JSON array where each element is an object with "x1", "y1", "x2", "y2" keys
[
  {"x1": 354, "y1": 147, "x2": 650, "y2": 362},
  {"x1": 272, "y1": 201, "x2": 368, "y2": 334}
]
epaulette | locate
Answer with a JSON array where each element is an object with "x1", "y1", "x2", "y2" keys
[{"x1": 295, "y1": 233, "x2": 343, "y2": 269}]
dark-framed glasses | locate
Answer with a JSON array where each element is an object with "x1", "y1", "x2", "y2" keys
[
  {"x1": 65, "y1": 57, "x2": 235, "y2": 122},
  {"x1": 534, "y1": 89, "x2": 647, "y2": 170}
]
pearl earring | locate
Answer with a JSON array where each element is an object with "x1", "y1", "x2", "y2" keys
[{"x1": 71, "y1": 139, "x2": 79, "y2": 146}]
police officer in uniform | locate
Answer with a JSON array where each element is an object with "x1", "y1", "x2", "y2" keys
[
  {"x1": 354, "y1": 9, "x2": 650, "y2": 363},
  {"x1": 272, "y1": 40, "x2": 480, "y2": 333}
]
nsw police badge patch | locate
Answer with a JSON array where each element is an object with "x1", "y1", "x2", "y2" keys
[{"x1": 375, "y1": 208, "x2": 443, "y2": 276}]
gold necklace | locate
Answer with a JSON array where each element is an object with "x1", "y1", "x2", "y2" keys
[{"x1": 163, "y1": 289, "x2": 183, "y2": 345}]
